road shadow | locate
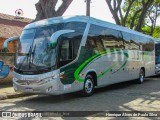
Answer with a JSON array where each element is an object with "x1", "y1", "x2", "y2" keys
[{"x1": 1, "y1": 78, "x2": 160, "y2": 119}]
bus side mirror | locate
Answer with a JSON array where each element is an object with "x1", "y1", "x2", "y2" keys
[
  {"x1": 3, "y1": 36, "x2": 19, "y2": 52},
  {"x1": 50, "y1": 30, "x2": 75, "y2": 49},
  {"x1": 50, "y1": 41, "x2": 57, "y2": 49}
]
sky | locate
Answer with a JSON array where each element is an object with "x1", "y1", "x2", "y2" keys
[
  {"x1": 0, "y1": 0, "x2": 159, "y2": 25},
  {"x1": 0, "y1": 0, "x2": 114, "y2": 23}
]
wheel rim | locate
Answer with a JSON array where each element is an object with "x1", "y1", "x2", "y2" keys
[
  {"x1": 140, "y1": 71, "x2": 144, "y2": 82},
  {"x1": 85, "y1": 79, "x2": 93, "y2": 94}
]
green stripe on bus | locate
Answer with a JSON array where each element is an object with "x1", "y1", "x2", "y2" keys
[
  {"x1": 97, "y1": 63, "x2": 117, "y2": 78},
  {"x1": 74, "y1": 50, "x2": 128, "y2": 82},
  {"x1": 74, "y1": 53, "x2": 102, "y2": 82},
  {"x1": 112, "y1": 52, "x2": 129, "y2": 74}
]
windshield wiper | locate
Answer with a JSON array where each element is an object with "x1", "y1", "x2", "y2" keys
[
  {"x1": 31, "y1": 45, "x2": 36, "y2": 63},
  {"x1": 17, "y1": 54, "x2": 29, "y2": 71}
]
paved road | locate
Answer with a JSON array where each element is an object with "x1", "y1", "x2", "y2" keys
[{"x1": 0, "y1": 77, "x2": 160, "y2": 120}]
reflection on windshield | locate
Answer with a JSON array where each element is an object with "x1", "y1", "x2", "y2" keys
[
  {"x1": 19, "y1": 29, "x2": 35, "y2": 54},
  {"x1": 32, "y1": 29, "x2": 54, "y2": 67},
  {"x1": 15, "y1": 22, "x2": 86, "y2": 74},
  {"x1": 16, "y1": 29, "x2": 35, "y2": 71},
  {"x1": 16, "y1": 27, "x2": 57, "y2": 72}
]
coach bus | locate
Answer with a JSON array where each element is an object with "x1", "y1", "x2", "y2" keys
[
  {"x1": 3, "y1": 16, "x2": 155, "y2": 96},
  {"x1": 155, "y1": 38, "x2": 160, "y2": 74}
]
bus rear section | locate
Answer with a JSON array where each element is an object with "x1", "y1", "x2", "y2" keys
[{"x1": 75, "y1": 23, "x2": 155, "y2": 92}]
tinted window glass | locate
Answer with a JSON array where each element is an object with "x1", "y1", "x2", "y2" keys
[
  {"x1": 130, "y1": 35, "x2": 141, "y2": 50},
  {"x1": 58, "y1": 32, "x2": 82, "y2": 67},
  {"x1": 60, "y1": 39, "x2": 73, "y2": 61},
  {"x1": 141, "y1": 37, "x2": 154, "y2": 51},
  {"x1": 122, "y1": 32, "x2": 141, "y2": 50},
  {"x1": 86, "y1": 38, "x2": 96, "y2": 49},
  {"x1": 122, "y1": 32, "x2": 130, "y2": 49},
  {"x1": 86, "y1": 25, "x2": 123, "y2": 51}
]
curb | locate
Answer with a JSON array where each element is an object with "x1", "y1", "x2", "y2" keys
[{"x1": 0, "y1": 93, "x2": 34, "y2": 100}]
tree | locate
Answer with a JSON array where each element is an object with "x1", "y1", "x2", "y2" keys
[
  {"x1": 86, "y1": 0, "x2": 91, "y2": 16},
  {"x1": 146, "y1": 2, "x2": 160, "y2": 36},
  {"x1": 105, "y1": 0, "x2": 155, "y2": 32},
  {"x1": 142, "y1": 26, "x2": 160, "y2": 38},
  {"x1": 153, "y1": 26, "x2": 160, "y2": 38},
  {"x1": 105, "y1": 0, "x2": 124, "y2": 25},
  {"x1": 35, "y1": 0, "x2": 73, "y2": 21}
]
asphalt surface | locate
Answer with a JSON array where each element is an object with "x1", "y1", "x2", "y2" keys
[{"x1": 0, "y1": 76, "x2": 160, "y2": 120}]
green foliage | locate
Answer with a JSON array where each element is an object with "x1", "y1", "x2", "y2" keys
[
  {"x1": 106, "y1": 0, "x2": 159, "y2": 34},
  {"x1": 142, "y1": 26, "x2": 151, "y2": 35},
  {"x1": 121, "y1": 0, "x2": 160, "y2": 34},
  {"x1": 142, "y1": 26, "x2": 160, "y2": 38},
  {"x1": 122, "y1": 0, "x2": 148, "y2": 28},
  {"x1": 153, "y1": 26, "x2": 160, "y2": 38}
]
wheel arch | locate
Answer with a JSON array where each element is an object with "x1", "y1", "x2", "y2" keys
[
  {"x1": 141, "y1": 67, "x2": 145, "y2": 77},
  {"x1": 85, "y1": 70, "x2": 98, "y2": 87}
]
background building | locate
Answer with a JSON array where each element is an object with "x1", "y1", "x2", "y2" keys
[
  {"x1": 0, "y1": 13, "x2": 32, "y2": 52},
  {"x1": 0, "y1": 13, "x2": 32, "y2": 82}
]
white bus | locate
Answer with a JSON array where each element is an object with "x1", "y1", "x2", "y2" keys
[
  {"x1": 4, "y1": 16, "x2": 155, "y2": 96},
  {"x1": 155, "y1": 38, "x2": 160, "y2": 74}
]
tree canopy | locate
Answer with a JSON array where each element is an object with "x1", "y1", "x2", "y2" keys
[
  {"x1": 34, "y1": 0, "x2": 160, "y2": 37},
  {"x1": 105, "y1": 0, "x2": 160, "y2": 37}
]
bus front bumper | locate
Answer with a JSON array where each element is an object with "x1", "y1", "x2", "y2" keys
[
  {"x1": 13, "y1": 79, "x2": 64, "y2": 95},
  {"x1": 155, "y1": 67, "x2": 160, "y2": 74}
]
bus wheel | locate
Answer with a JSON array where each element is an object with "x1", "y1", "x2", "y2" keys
[
  {"x1": 82, "y1": 75, "x2": 95, "y2": 96},
  {"x1": 138, "y1": 69, "x2": 145, "y2": 84}
]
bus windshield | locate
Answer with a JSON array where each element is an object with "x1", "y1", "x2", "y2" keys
[{"x1": 15, "y1": 22, "x2": 86, "y2": 74}]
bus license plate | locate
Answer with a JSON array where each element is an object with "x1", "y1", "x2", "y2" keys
[{"x1": 25, "y1": 88, "x2": 33, "y2": 92}]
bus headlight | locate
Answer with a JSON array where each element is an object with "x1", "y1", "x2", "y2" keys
[
  {"x1": 13, "y1": 77, "x2": 18, "y2": 81},
  {"x1": 156, "y1": 66, "x2": 159, "y2": 69}
]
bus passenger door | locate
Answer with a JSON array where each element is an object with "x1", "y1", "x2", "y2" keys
[
  {"x1": 58, "y1": 37, "x2": 76, "y2": 85},
  {"x1": 58, "y1": 33, "x2": 82, "y2": 88}
]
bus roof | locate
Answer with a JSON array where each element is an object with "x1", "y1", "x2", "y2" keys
[
  {"x1": 24, "y1": 16, "x2": 89, "y2": 29},
  {"x1": 24, "y1": 15, "x2": 153, "y2": 39}
]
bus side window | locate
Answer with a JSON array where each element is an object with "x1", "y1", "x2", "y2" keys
[
  {"x1": 59, "y1": 39, "x2": 73, "y2": 67},
  {"x1": 72, "y1": 35, "x2": 82, "y2": 58},
  {"x1": 58, "y1": 32, "x2": 83, "y2": 67},
  {"x1": 86, "y1": 37, "x2": 96, "y2": 50}
]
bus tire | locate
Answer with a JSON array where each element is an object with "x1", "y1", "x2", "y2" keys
[
  {"x1": 82, "y1": 74, "x2": 95, "y2": 96},
  {"x1": 137, "y1": 69, "x2": 145, "y2": 84}
]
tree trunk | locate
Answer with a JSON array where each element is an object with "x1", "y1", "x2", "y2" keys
[
  {"x1": 135, "y1": 0, "x2": 153, "y2": 32},
  {"x1": 105, "y1": 0, "x2": 121, "y2": 25},
  {"x1": 35, "y1": 0, "x2": 73, "y2": 21},
  {"x1": 122, "y1": 0, "x2": 135, "y2": 26},
  {"x1": 130, "y1": 9, "x2": 142, "y2": 29},
  {"x1": 86, "y1": 0, "x2": 91, "y2": 16}
]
